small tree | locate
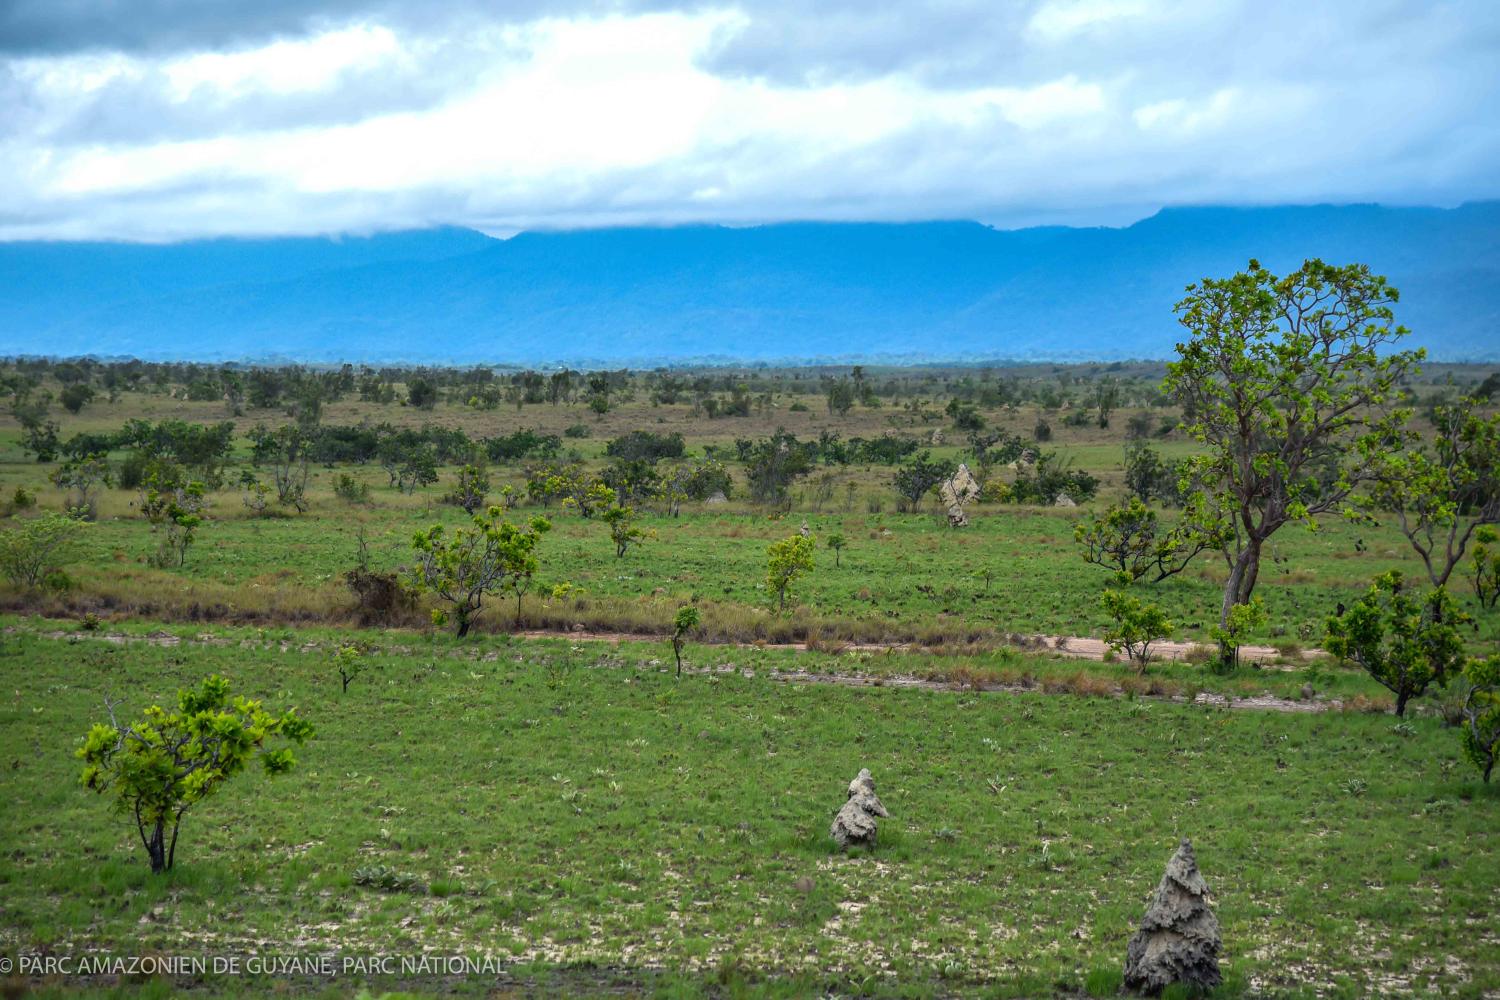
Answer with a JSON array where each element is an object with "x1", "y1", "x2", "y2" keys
[
  {"x1": 1376, "y1": 401, "x2": 1500, "y2": 587},
  {"x1": 1460, "y1": 654, "x2": 1500, "y2": 783},
  {"x1": 407, "y1": 378, "x2": 438, "y2": 409},
  {"x1": 1324, "y1": 572, "x2": 1465, "y2": 716},
  {"x1": 141, "y1": 474, "x2": 207, "y2": 568},
  {"x1": 409, "y1": 509, "x2": 551, "y2": 637},
  {"x1": 266, "y1": 426, "x2": 310, "y2": 512},
  {"x1": 766, "y1": 533, "x2": 815, "y2": 612},
  {"x1": 892, "y1": 452, "x2": 955, "y2": 513},
  {"x1": 1470, "y1": 526, "x2": 1500, "y2": 610},
  {"x1": 602, "y1": 502, "x2": 647, "y2": 558},
  {"x1": 333, "y1": 644, "x2": 363, "y2": 693},
  {"x1": 671, "y1": 605, "x2": 700, "y2": 677},
  {"x1": 1100, "y1": 589, "x2": 1173, "y2": 671},
  {"x1": 50, "y1": 454, "x2": 113, "y2": 520},
  {"x1": 60, "y1": 382, "x2": 95, "y2": 414},
  {"x1": 0, "y1": 511, "x2": 87, "y2": 587},
  {"x1": 827, "y1": 532, "x2": 846, "y2": 567},
  {"x1": 77, "y1": 675, "x2": 313, "y2": 873},
  {"x1": 1210, "y1": 597, "x2": 1267, "y2": 671},
  {"x1": 1075, "y1": 497, "x2": 1214, "y2": 584},
  {"x1": 444, "y1": 463, "x2": 491, "y2": 515}
]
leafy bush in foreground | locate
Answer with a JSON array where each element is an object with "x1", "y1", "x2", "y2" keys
[{"x1": 77, "y1": 675, "x2": 313, "y2": 872}]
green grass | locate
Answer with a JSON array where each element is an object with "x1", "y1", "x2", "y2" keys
[
  {"x1": 1, "y1": 623, "x2": 1496, "y2": 997},
  {"x1": 4, "y1": 380, "x2": 1498, "y2": 654}
]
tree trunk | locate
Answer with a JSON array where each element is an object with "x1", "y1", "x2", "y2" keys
[
  {"x1": 1219, "y1": 537, "x2": 1263, "y2": 626},
  {"x1": 456, "y1": 613, "x2": 471, "y2": 638},
  {"x1": 1395, "y1": 690, "x2": 1409, "y2": 718},
  {"x1": 146, "y1": 819, "x2": 167, "y2": 873}
]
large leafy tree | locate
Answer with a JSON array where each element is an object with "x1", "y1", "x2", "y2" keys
[
  {"x1": 409, "y1": 508, "x2": 551, "y2": 637},
  {"x1": 1375, "y1": 400, "x2": 1500, "y2": 587},
  {"x1": 1165, "y1": 259, "x2": 1421, "y2": 626},
  {"x1": 78, "y1": 675, "x2": 313, "y2": 872}
]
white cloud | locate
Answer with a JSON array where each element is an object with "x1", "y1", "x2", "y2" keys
[{"x1": 0, "y1": 0, "x2": 1497, "y2": 240}]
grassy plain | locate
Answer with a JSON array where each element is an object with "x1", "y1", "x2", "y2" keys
[
  {"x1": 2, "y1": 623, "x2": 1497, "y2": 998},
  {"x1": 1, "y1": 373, "x2": 1497, "y2": 653}
]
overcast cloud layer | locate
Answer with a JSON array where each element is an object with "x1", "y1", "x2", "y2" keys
[{"x1": 2, "y1": 0, "x2": 1498, "y2": 241}]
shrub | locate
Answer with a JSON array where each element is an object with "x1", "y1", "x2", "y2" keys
[
  {"x1": 0, "y1": 511, "x2": 87, "y2": 587},
  {"x1": 563, "y1": 424, "x2": 590, "y2": 439},
  {"x1": 602, "y1": 502, "x2": 648, "y2": 558},
  {"x1": 1460, "y1": 654, "x2": 1500, "y2": 782},
  {"x1": 1472, "y1": 526, "x2": 1499, "y2": 610},
  {"x1": 49, "y1": 454, "x2": 112, "y2": 521},
  {"x1": 1075, "y1": 497, "x2": 1214, "y2": 584},
  {"x1": 1324, "y1": 572, "x2": 1465, "y2": 716},
  {"x1": 77, "y1": 674, "x2": 313, "y2": 872},
  {"x1": 605, "y1": 430, "x2": 685, "y2": 464},
  {"x1": 826, "y1": 532, "x2": 846, "y2": 567},
  {"x1": 892, "y1": 452, "x2": 956, "y2": 513},
  {"x1": 1010, "y1": 451, "x2": 1098, "y2": 505},
  {"x1": 333, "y1": 473, "x2": 372, "y2": 505},
  {"x1": 409, "y1": 510, "x2": 551, "y2": 637},
  {"x1": 766, "y1": 534, "x2": 815, "y2": 611},
  {"x1": 672, "y1": 605, "x2": 701, "y2": 677},
  {"x1": 1211, "y1": 597, "x2": 1267, "y2": 672},
  {"x1": 1100, "y1": 589, "x2": 1173, "y2": 671},
  {"x1": 333, "y1": 644, "x2": 363, "y2": 693},
  {"x1": 141, "y1": 474, "x2": 208, "y2": 568},
  {"x1": 443, "y1": 464, "x2": 491, "y2": 515}
]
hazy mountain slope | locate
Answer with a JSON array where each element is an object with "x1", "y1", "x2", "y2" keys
[{"x1": 2, "y1": 205, "x2": 1495, "y2": 363}]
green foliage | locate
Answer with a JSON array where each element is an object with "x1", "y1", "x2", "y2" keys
[
  {"x1": 602, "y1": 502, "x2": 649, "y2": 559},
  {"x1": 409, "y1": 509, "x2": 551, "y2": 637},
  {"x1": 77, "y1": 674, "x2": 313, "y2": 872},
  {"x1": 333, "y1": 644, "x2": 364, "y2": 693},
  {"x1": 444, "y1": 463, "x2": 491, "y2": 515},
  {"x1": 1325, "y1": 572, "x2": 1466, "y2": 716},
  {"x1": 558, "y1": 476, "x2": 616, "y2": 519},
  {"x1": 1100, "y1": 588, "x2": 1173, "y2": 671},
  {"x1": 0, "y1": 511, "x2": 87, "y2": 588},
  {"x1": 1075, "y1": 497, "x2": 1213, "y2": 584},
  {"x1": 826, "y1": 378, "x2": 856, "y2": 416},
  {"x1": 671, "y1": 605, "x2": 701, "y2": 676},
  {"x1": 826, "y1": 532, "x2": 846, "y2": 567},
  {"x1": 59, "y1": 382, "x2": 95, "y2": 414},
  {"x1": 406, "y1": 378, "x2": 438, "y2": 409},
  {"x1": 891, "y1": 451, "x2": 956, "y2": 513},
  {"x1": 141, "y1": 473, "x2": 208, "y2": 568},
  {"x1": 1471, "y1": 526, "x2": 1500, "y2": 610},
  {"x1": 766, "y1": 533, "x2": 816, "y2": 612},
  {"x1": 48, "y1": 453, "x2": 112, "y2": 520},
  {"x1": 1211, "y1": 596, "x2": 1268, "y2": 672},
  {"x1": 1165, "y1": 258, "x2": 1421, "y2": 626},
  {"x1": 1460, "y1": 654, "x2": 1500, "y2": 782},
  {"x1": 352, "y1": 864, "x2": 426, "y2": 893},
  {"x1": 1008, "y1": 451, "x2": 1099, "y2": 505},
  {"x1": 605, "y1": 430, "x2": 686, "y2": 464},
  {"x1": 332, "y1": 472, "x2": 371, "y2": 505},
  {"x1": 1375, "y1": 400, "x2": 1500, "y2": 586}
]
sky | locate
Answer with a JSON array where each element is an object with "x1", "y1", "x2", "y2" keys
[{"x1": 1, "y1": 0, "x2": 1498, "y2": 242}]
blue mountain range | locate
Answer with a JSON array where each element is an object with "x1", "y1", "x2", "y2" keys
[{"x1": 2, "y1": 203, "x2": 1496, "y2": 364}]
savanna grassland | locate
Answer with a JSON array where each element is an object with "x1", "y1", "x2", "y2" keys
[
  {"x1": 1, "y1": 359, "x2": 1498, "y2": 998},
  {"x1": 2, "y1": 625, "x2": 1497, "y2": 999}
]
